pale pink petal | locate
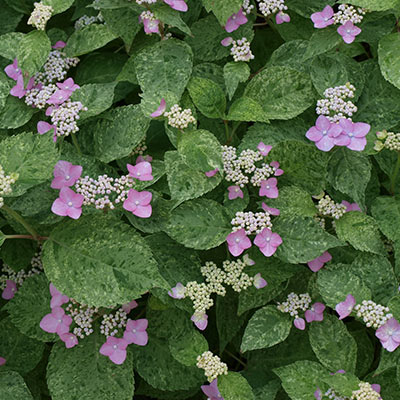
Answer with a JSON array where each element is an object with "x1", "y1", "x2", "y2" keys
[
  {"x1": 205, "y1": 169, "x2": 219, "y2": 177},
  {"x1": 306, "y1": 126, "x2": 323, "y2": 142},
  {"x1": 133, "y1": 204, "x2": 152, "y2": 218},
  {"x1": 254, "y1": 273, "x2": 267, "y2": 289},
  {"x1": 294, "y1": 317, "x2": 306, "y2": 330},
  {"x1": 150, "y1": 98, "x2": 166, "y2": 117},
  {"x1": 315, "y1": 135, "x2": 335, "y2": 152},
  {"x1": 347, "y1": 137, "x2": 367, "y2": 151},
  {"x1": 191, "y1": 312, "x2": 208, "y2": 330},
  {"x1": 51, "y1": 198, "x2": 69, "y2": 216},
  {"x1": 221, "y1": 37, "x2": 233, "y2": 47}
]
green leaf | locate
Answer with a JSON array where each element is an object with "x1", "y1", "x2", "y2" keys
[
  {"x1": 42, "y1": 215, "x2": 167, "y2": 308},
  {"x1": 0, "y1": 371, "x2": 33, "y2": 399},
  {"x1": 335, "y1": 212, "x2": 386, "y2": 255},
  {"x1": 309, "y1": 314, "x2": 358, "y2": 373},
  {"x1": 226, "y1": 97, "x2": 270, "y2": 123},
  {"x1": 241, "y1": 305, "x2": 292, "y2": 352},
  {"x1": 223, "y1": 62, "x2": 250, "y2": 100},
  {"x1": 371, "y1": 196, "x2": 400, "y2": 241},
  {"x1": 47, "y1": 330, "x2": 134, "y2": 400},
  {"x1": 340, "y1": 0, "x2": 400, "y2": 11},
  {"x1": 93, "y1": 104, "x2": 149, "y2": 163},
  {"x1": 42, "y1": 0, "x2": 74, "y2": 14},
  {"x1": 0, "y1": 230, "x2": 5, "y2": 246},
  {"x1": 187, "y1": 76, "x2": 226, "y2": 119},
  {"x1": 379, "y1": 33, "x2": 400, "y2": 90},
  {"x1": 166, "y1": 198, "x2": 231, "y2": 250},
  {"x1": 134, "y1": 38, "x2": 193, "y2": 115},
  {"x1": 65, "y1": 24, "x2": 118, "y2": 57},
  {"x1": 0, "y1": 32, "x2": 24, "y2": 60},
  {"x1": 0, "y1": 95, "x2": 35, "y2": 129},
  {"x1": 16, "y1": 31, "x2": 50, "y2": 76},
  {"x1": 244, "y1": 66, "x2": 315, "y2": 120},
  {"x1": 303, "y1": 27, "x2": 341, "y2": 61},
  {"x1": 152, "y1": 3, "x2": 192, "y2": 36},
  {"x1": 169, "y1": 329, "x2": 208, "y2": 366},
  {"x1": 201, "y1": 0, "x2": 242, "y2": 24},
  {"x1": 0, "y1": 132, "x2": 59, "y2": 197},
  {"x1": 327, "y1": 148, "x2": 371, "y2": 208},
  {"x1": 5, "y1": 274, "x2": 56, "y2": 342},
  {"x1": 274, "y1": 216, "x2": 343, "y2": 264},
  {"x1": 218, "y1": 372, "x2": 255, "y2": 400},
  {"x1": 0, "y1": 2, "x2": 23, "y2": 36}
]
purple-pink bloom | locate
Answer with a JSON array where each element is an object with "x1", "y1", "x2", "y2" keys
[
  {"x1": 253, "y1": 228, "x2": 282, "y2": 257},
  {"x1": 341, "y1": 201, "x2": 362, "y2": 212},
  {"x1": 52, "y1": 41, "x2": 66, "y2": 49},
  {"x1": 262, "y1": 202, "x2": 280, "y2": 216},
  {"x1": 10, "y1": 75, "x2": 26, "y2": 98},
  {"x1": 99, "y1": 336, "x2": 129, "y2": 365},
  {"x1": 37, "y1": 121, "x2": 56, "y2": 136},
  {"x1": 40, "y1": 306, "x2": 72, "y2": 335},
  {"x1": 226, "y1": 228, "x2": 252, "y2": 257},
  {"x1": 294, "y1": 317, "x2": 306, "y2": 330},
  {"x1": 276, "y1": 11, "x2": 290, "y2": 24},
  {"x1": 254, "y1": 273, "x2": 267, "y2": 289},
  {"x1": 164, "y1": 0, "x2": 188, "y2": 12},
  {"x1": 127, "y1": 161, "x2": 153, "y2": 181},
  {"x1": 1, "y1": 280, "x2": 17, "y2": 300},
  {"x1": 191, "y1": 312, "x2": 208, "y2": 330},
  {"x1": 150, "y1": 98, "x2": 166, "y2": 117},
  {"x1": 143, "y1": 18, "x2": 160, "y2": 34},
  {"x1": 337, "y1": 20, "x2": 361, "y2": 44},
  {"x1": 49, "y1": 283, "x2": 69, "y2": 308},
  {"x1": 56, "y1": 78, "x2": 80, "y2": 92},
  {"x1": 51, "y1": 187, "x2": 84, "y2": 219},
  {"x1": 307, "y1": 251, "x2": 332, "y2": 272},
  {"x1": 371, "y1": 384, "x2": 381, "y2": 393},
  {"x1": 221, "y1": 37, "x2": 233, "y2": 47},
  {"x1": 376, "y1": 318, "x2": 400, "y2": 352},
  {"x1": 259, "y1": 178, "x2": 279, "y2": 198},
  {"x1": 270, "y1": 161, "x2": 284, "y2": 176},
  {"x1": 4, "y1": 58, "x2": 21, "y2": 81},
  {"x1": 205, "y1": 169, "x2": 219, "y2": 177},
  {"x1": 306, "y1": 115, "x2": 342, "y2": 152},
  {"x1": 0, "y1": 357, "x2": 5, "y2": 366},
  {"x1": 305, "y1": 302, "x2": 325, "y2": 323},
  {"x1": 122, "y1": 300, "x2": 138, "y2": 313},
  {"x1": 47, "y1": 89, "x2": 72, "y2": 105},
  {"x1": 136, "y1": 155, "x2": 153, "y2": 164},
  {"x1": 335, "y1": 294, "x2": 356, "y2": 320},
  {"x1": 311, "y1": 5, "x2": 334, "y2": 28},
  {"x1": 201, "y1": 379, "x2": 224, "y2": 400},
  {"x1": 314, "y1": 388, "x2": 322, "y2": 400},
  {"x1": 225, "y1": 8, "x2": 248, "y2": 33},
  {"x1": 168, "y1": 282, "x2": 186, "y2": 299},
  {"x1": 123, "y1": 319, "x2": 148, "y2": 346},
  {"x1": 123, "y1": 189, "x2": 152, "y2": 218},
  {"x1": 227, "y1": 185, "x2": 244, "y2": 200},
  {"x1": 258, "y1": 142, "x2": 272, "y2": 156},
  {"x1": 51, "y1": 160, "x2": 82, "y2": 189},
  {"x1": 59, "y1": 333, "x2": 78, "y2": 349},
  {"x1": 334, "y1": 118, "x2": 370, "y2": 151}
]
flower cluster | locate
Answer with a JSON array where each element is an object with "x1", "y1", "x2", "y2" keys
[
  {"x1": 257, "y1": 0, "x2": 290, "y2": 24},
  {"x1": 163, "y1": 104, "x2": 196, "y2": 130},
  {"x1": 354, "y1": 300, "x2": 393, "y2": 329},
  {"x1": 196, "y1": 351, "x2": 228, "y2": 382},
  {"x1": 133, "y1": 0, "x2": 188, "y2": 11},
  {"x1": 242, "y1": 0, "x2": 254, "y2": 15},
  {"x1": 37, "y1": 50, "x2": 80, "y2": 84},
  {"x1": 65, "y1": 300, "x2": 98, "y2": 339},
  {"x1": 311, "y1": 5, "x2": 365, "y2": 44},
  {"x1": 307, "y1": 251, "x2": 332, "y2": 272},
  {"x1": 317, "y1": 194, "x2": 347, "y2": 220},
  {"x1": 74, "y1": 13, "x2": 104, "y2": 31},
  {"x1": 0, "y1": 165, "x2": 18, "y2": 208},
  {"x1": 100, "y1": 308, "x2": 129, "y2": 338},
  {"x1": 231, "y1": 211, "x2": 272, "y2": 235},
  {"x1": 278, "y1": 293, "x2": 325, "y2": 330},
  {"x1": 140, "y1": 11, "x2": 160, "y2": 35},
  {"x1": 221, "y1": 37, "x2": 255, "y2": 62},
  {"x1": 169, "y1": 256, "x2": 266, "y2": 330},
  {"x1": 374, "y1": 130, "x2": 400, "y2": 152},
  {"x1": 350, "y1": 382, "x2": 381, "y2": 400},
  {"x1": 27, "y1": 2, "x2": 53, "y2": 30}
]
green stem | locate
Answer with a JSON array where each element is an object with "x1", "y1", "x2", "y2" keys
[
  {"x1": 390, "y1": 151, "x2": 400, "y2": 195},
  {"x1": 224, "y1": 349, "x2": 247, "y2": 368},
  {"x1": 2, "y1": 204, "x2": 39, "y2": 240},
  {"x1": 5, "y1": 234, "x2": 48, "y2": 241},
  {"x1": 71, "y1": 133, "x2": 82, "y2": 156},
  {"x1": 224, "y1": 120, "x2": 230, "y2": 144}
]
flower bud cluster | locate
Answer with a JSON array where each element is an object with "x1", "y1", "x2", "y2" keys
[
  {"x1": 201, "y1": 262, "x2": 226, "y2": 296},
  {"x1": 100, "y1": 308, "x2": 128, "y2": 338},
  {"x1": 316, "y1": 83, "x2": 357, "y2": 123},
  {"x1": 257, "y1": 0, "x2": 287, "y2": 17},
  {"x1": 74, "y1": 14, "x2": 104, "y2": 31},
  {"x1": 324, "y1": 388, "x2": 349, "y2": 400},
  {"x1": 27, "y1": 2, "x2": 53, "y2": 31},
  {"x1": 196, "y1": 351, "x2": 228, "y2": 382},
  {"x1": 163, "y1": 104, "x2": 196, "y2": 130},
  {"x1": 136, "y1": 0, "x2": 157, "y2": 4},
  {"x1": 374, "y1": 130, "x2": 400, "y2": 152},
  {"x1": 65, "y1": 300, "x2": 98, "y2": 339},
  {"x1": 354, "y1": 300, "x2": 392, "y2": 329},
  {"x1": 25, "y1": 84, "x2": 57, "y2": 109},
  {"x1": 230, "y1": 37, "x2": 254, "y2": 62},
  {"x1": 0, "y1": 165, "x2": 18, "y2": 208},
  {"x1": 231, "y1": 211, "x2": 272, "y2": 235},
  {"x1": 351, "y1": 382, "x2": 381, "y2": 400},
  {"x1": 185, "y1": 282, "x2": 214, "y2": 314},
  {"x1": 242, "y1": 0, "x2": 254, "y2": 14},
  {"x1": 222, "y1": 258, "x2": 254, "y2": 292},
  {"x1": 50, "y1": 101, "x2": 87, "y2": 138},
  {"x1": 317, "y1": 195, "x2": 347, "y2": 220},
  {"x1": 333, "y1": 4, "x2": 366, "y2": 25},
  {"x1": 277, "y1": 292, "x2": 312, "y2": 317},
  {"x1": 314, "y1": 216, "x2": 326, "y2": 230}
]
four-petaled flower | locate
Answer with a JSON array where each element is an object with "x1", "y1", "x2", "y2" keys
[
  {"x1": 47, "y1": 89, "x2": 72, "y2": 105},
  {"x1": 201, "y1": 379, "x2": 224, "y2": 400},
  {"x1": 334, "y1": 118, "x2": 370, "y2": 151},
  {"x1": 253, "y1": 273, "x2": 267, "y2": 289},
  {"x1": 305, "y1": 302, "x2": 325, "y2": 322},
  {"x1": 228, "y1": 185, "x2": 244, "y2": 200},
  {"x1": 60, "y1": 333, "x2": 79, "y2": 349},
  {"x1": 127, "y1": 161, "x2": 153, "y2": 181},
  {"x1": 49, "y1": 283, "x2": 69, "y2": 308},
  {"x1": 226, "y1": 228, "x2": 252, "y2": 256},
  {"x1": 254, "y1": 228, "x2": 282, "y2": 257},
  {"x1": 307, "y1": 251, "x2": 332, "y2": 272},
  {"x1": 225, "y1": 8, "x2": 248, "y2": 33},
  {"x1": 294, "y1": 317, "x2": 306, "y2": 330},
  {"x1": 122, "y1": 300, "x2": 138, "y2": 313},
  {"x1": 341, "y1": 201, "x2": 362, "y2": 212},
  {"x1": 376, "y1": 317, "x2": 400, "y2": 352},
  {"x1": 259, "y1": 178, "x2": 279, "y2": 198},
  {"x1": 306, "y1": 115, "x2": 342, "y2": 152},
  {"x1": 311, "y1": 5, "x2": 334, "y2": 29},
  {"x1": 37, "y1": 121, "x2": 57, "y2": 138},
  {"x1": 191, "y1": 312, "x2": 208, "y2": 330},
  {"x1": 123, "y1": 189, "x2": 152, "y2": 218},
  {"x1": 168, "y1": 282, "x2": 186, "y2": 299},
  {"x1": 51, "y1": 160, "x2": 82, "y2": 189},
  {"x1": 335, "y1": 294, "x2": 356, "y2": 320},
  {"x1": 4, "y1": 58, "x2": 21, "y2": 81},
  {"x1": 257, "y1": 142, "x2": 272, "y2": 156},
  {"x1": 51, "y1": 187, "x2": 84, "y2": 219},
  {"x1": 40, "y1": 306, "x2": 72, "y2": 335},
  {"x1": 143, "y1": 18, "x2": 160, "y2": 35},
  {"x1": 1, "y1": 280, "x2": 17, "y2": 300},
  {"x1": 99, "y1": 336, "x2": 129, "y2": 365},
  {"x1": 276, "y1": 11, "x2": 290, "y2": 24},
  {"x1": 337, "y1": 20, "x2": 361, "y2": 44},
  {"x1": 123, "y1": 319, "x2": 149, "y2": 346},
  {"x1": 270, "y1": 161, "x2": 284, "y2": 176},
  {"x1": 56, "y1": 77, "x2": 80, "y2": 92}
]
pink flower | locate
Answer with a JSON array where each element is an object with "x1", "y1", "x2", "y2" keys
[
  {"x1": 307, "y1": 251, "x2": 332, "y2": 272},
  {"x1": 259, "y1": 178, "x2": 279, "y2": 198},
  {"x1": 191, "y1": 312, "x2": 208, "y2": 330},
  {"x1": 121, "y1": 300, "x2": 138, "y2": 313},
  {"x1": 227, "y1": 185, "x2": 244, "y2": 200},
  {"x1": 205, "y1": 169, "x2": 219, "y2": 177},
  {"x1": 262, "y1": 202, "x2": 280, "y2": 216},
  {"x1": 49, "y1": 283, "x2": 69, "y2": 308},
  {"x1": 337, "y1": 20, "x2": 361, "y2": 44},
  {"x1": 341, "y1": 201, "x2": 362, "y2": 212},
  {"x1": 168, "y1": 282, "x2": 186, "y2": 299},
  {"x1": 123, "y1": 319, "x2": 148, "y2": 346},
  {"x1": 276, "y1": 11, "x2": 290, "y2": 24},
  {"x1": 226, "y1": 228, "x2": 252, "y2": 257},
  {"x1": 1, "y1": 280, "x2": 17, "y2": 300},
  {"x1": 150, "y1": 98, "x2": 166, "y2": 117},
  {"x1": 164, "y1": 0, "x2": 188, "y2": 12},
  {"x1": 243, "y1": 254, "x2": 255, "y2": 265},
  {"x1": 123, "y1": 189, "x2": 152, "y2": 218},
  {"x1": 334, "y1": 118, "x2": 370, "y2": 151},
  {"x1": 335, "y1": 294, "x2": 356, "y2": 320},
  {"x1": 143, "y1": 18, "x2": 160, "y2": 34},
  {"x1": 56, "y1": 78, "x2": 80, "y2": 92},
  {"x1": 10, "y1": 75, "x2": 26, "y2": 98},
  {"x1": 257, "y1": 142, "x2": 272, "y2": 156},
  {"x1": 253, "y1": 228, "x2": 282, "y2": 257},
  {"x1": 225, "y1": 8, "x2": 248, "y2": 33},
  {"x1": 201, "y1": 379, "x2": 224, "y2": 400},
  {"x1": 51, "y1": 160, "x2": 82, "y2": 189},
  {"x1": 314, "y1": 388, "x2": 322, "y2": 400},
  {"x1": 0, "y1": 357, "x2": 5, "y2": 366},
  {"x1": 311, "y1": 5, "x2": 334, "y2": 28},
  {"x1": 270, "y1": 161, "x2": 284, "y2": 176},
  {"x1": 37, "y1": 121, "x2": 56, "y2": 136},
  {"x1": 52, "y1": 41, "x2": 66, "y2": 49},
  {"x1": 46, "y1": 106, "x2": 55, "y2": 116},
  {"x1": 306, "y1": 115, "x2": 342, "y2": 152},
  {"x1": 305, "y1": 302, "x2": 325, "y2": 323},
  {"x1": 127, "y1": 161, "x2": 153, "y2": 181},
  {"x1": 59, "y1": 333, "x2": 78, "y2": 349},
  {"x1": 253, "y1": 273, "x2": 267, "y2": 289},
  {"x1": 371, "y1": 384, "x2": 381, "y2": 394},
  {"x1": 294, "y1": 317, "x2": 306, "y2": 330},
  {"x1": 4, "y1": 58, "x2": 21, "y2": 81},
  {"x1": 136, "y1": 155, "x2": 153, "y2": 164},
  {"x1": 47, "y1": 89, "x2": 72, "y2": 105},
  {"x1": 40, "y1": 306, "x2": 72, "y2": 335},
  {"x1": 221, "y1": 37, "x2": 233, "y2": 47},
  {"x1": 376, "y1": 318, "x2": 400, "y2": 352},
  {"x1": 99, "y1": 337, "x2": 129, "y2": 365},
  {"x1": 51, "y1": 187, "x2": 84, "y2": 219}
]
